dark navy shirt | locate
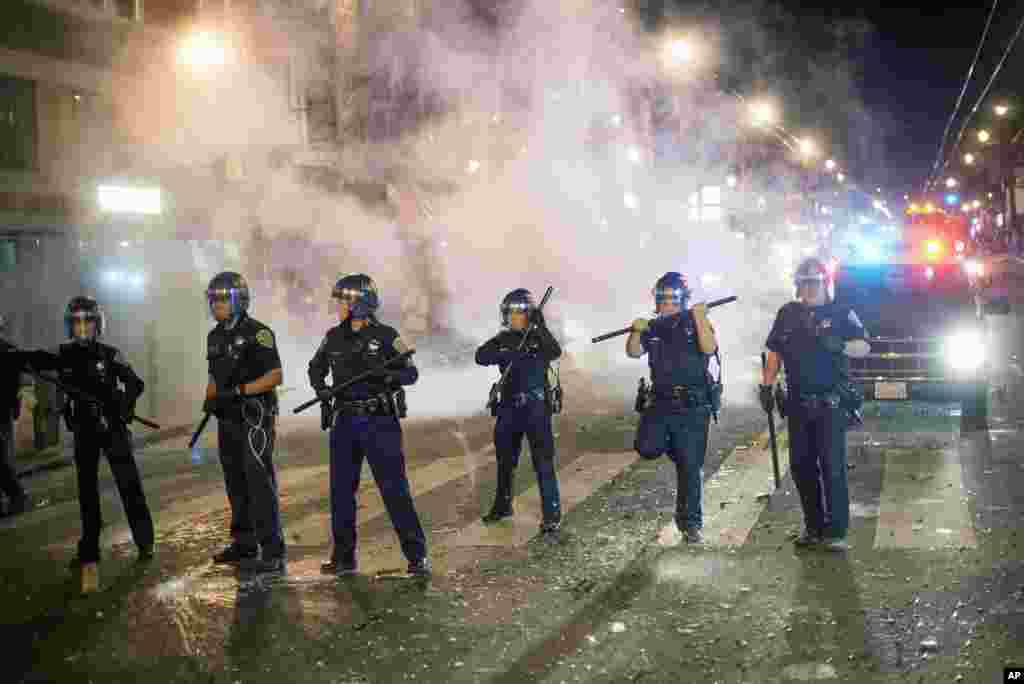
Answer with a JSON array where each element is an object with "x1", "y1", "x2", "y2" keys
[
  {"x1": 207, "y1": 314, "x2": 282, "y2": 395},
  {"x1": 475, "y1": 325, "x2": 561, "y2": 395},
  {"x1": 765, "y1": 301, "x2": 867, "y2": 396},
  {"x1": 640, "y1": 312, "x2": 710, "y2": 391},
  {"x1": 308, "y1": 318, "x2": 418, "y2": 401}
]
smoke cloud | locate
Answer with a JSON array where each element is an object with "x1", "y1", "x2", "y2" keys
[{"x1": 82, "y1": 0, "x2": 877, "y2": 420}]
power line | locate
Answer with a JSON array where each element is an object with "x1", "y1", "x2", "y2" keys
[
  {"x1": 934, "y1": 6, "x2": 1024, "y2": 187},
  {"x1": 926, "y1": 0, "x2": 1001, "y2": 192}
]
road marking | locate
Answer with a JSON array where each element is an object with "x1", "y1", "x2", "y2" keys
[
  {"x1": 281, "y1": 442, "x2": 497, "y2": 547},
  {"x1": 875, "y1": 447, "x2": 976, "y2": 549},
  {"x1": 657, "y1": 435, "x2": 786, "y2": 548},
  {"x1": 451, "y1": 450, "x2": 638, "y2": 548}
]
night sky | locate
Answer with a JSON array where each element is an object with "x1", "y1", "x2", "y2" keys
[{"x1": 783, "y1": 2, "x2": 1015, "y2": 194}]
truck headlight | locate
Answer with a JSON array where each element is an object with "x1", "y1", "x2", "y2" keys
[{"x1": 945, "y1": 329, "x2": 985, "y2": 371}]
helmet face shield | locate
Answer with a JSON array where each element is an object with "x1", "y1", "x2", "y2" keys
[
  {"x1": 500, "y1": 289, "x2": 535, "y2": 328},
  {"x1": 332, "y1": 275, "x2": 378, "y2": 320},
  {"x1": 65, "y1": 303, "x2": 104, "y2": 341},
  {"x1": 206, "y1": 272, "x2": 250, "y2": 322},
  {"x1": 652, "y1": 272, "x2": 690, "y2": 315}
]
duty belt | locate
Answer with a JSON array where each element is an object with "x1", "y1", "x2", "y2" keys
[
  {"x1": 504, "y1": 387, "x2": 546, "y2": 408},
  {"x1": 794, "y1": 392, "x2": 840, "y2": 410},
  {"x1": 652, "y1": 385, "x2": 709, "y2": 408},
  {"x1": 338, "y1": 396, "x2": 394, "y2": 416}
]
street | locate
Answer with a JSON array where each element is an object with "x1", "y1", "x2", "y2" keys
[{"x1": 3, "y1": 319, "x2": 1023, "y2": 684}]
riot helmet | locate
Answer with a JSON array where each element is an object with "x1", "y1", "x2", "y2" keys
[
  {"x1": 332, "y1": 273, "x2": 379, "y2": 320},
  {"x1": 793, "y1": 257, "x2": 832, "y2": 304},
  {"x1": 65, "y1": 296, "x2": 104, "y2": 341},
  {"x1": 206, "y1": 271, "x2": 251, "y2": 323},
  {"x1": 500, "y1": 288, "x2": 535, "y2": 328},
  {"x1": 652, "y1": 272, "x2": 690, "y2": 315}
]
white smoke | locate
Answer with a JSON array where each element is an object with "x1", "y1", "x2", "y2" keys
[{"x1": 97, "y1": 0, "x2": 841, "y2": 419}]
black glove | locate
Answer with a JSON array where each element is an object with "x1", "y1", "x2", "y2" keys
[
  {"x1": 315, "y1": 387, "x2": 333, "y2": 403},
  {"x1": 819, "y1": 335, "x2": 845, "y2": 354},
  {"x1": 758, "y1": 384, "x2": 775, "y2": 414}
]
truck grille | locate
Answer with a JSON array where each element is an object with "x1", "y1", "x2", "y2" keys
[{"x1": 849, "y1": 336, "x2": 949, "y2": 383}]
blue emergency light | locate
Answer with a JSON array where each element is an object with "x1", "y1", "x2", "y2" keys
[{"x1": 945, "y1": 193, "x2": 959, "y2": 206}]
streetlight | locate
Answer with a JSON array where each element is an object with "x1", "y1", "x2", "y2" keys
[
  {"x1": 825, "y1": 159, "x2": 836, "y2": 172},
  {"x1": 178, "y1": 29, "x2": 231, "y2": 69},
  {"x1": 978, "y1": 129, "x2": 991, "y2": 143},
  {"x1": 837, "y1": 173, "x2": 845, "y2": 183},
  {"x1": 963, "y1": 153, "x2": 975, "y2": 165},
  {"x1": 750, "y1": 101, "x2": 777, "y2": 128},
  {"x1": 664, "y1": 38, "x2": 693, "y2": 66},
  {"x1": 946, "y1": 177, "x2": 958, "y2": 189},
  {"x1": 995, "y1": 104, "x2": 1010, "y2": 117}
]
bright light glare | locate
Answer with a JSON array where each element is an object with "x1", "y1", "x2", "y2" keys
[
  {"x1": 964, "y1": 259, "x2": 984, "y2": 277},
  {"x1": 825, "y1": 159, "x2": 836, "y2": 171},
  {"x1": 925, "y1": 240, "x2": 942, "y2": 256},
  {"x1": 978, "y1": 130, "x2": 991, "y2": 143},
  {"x1": 946, "y1": 177, "x2": 958, "y2": 189},
  {"x1": 855, "y1": 238, "x2": 882, "y2": 261},
  {"x1": 665, "y1": 39, "x2": 692, "y2": 64},
  {"x1": 798, "y1": 138, "x2": 817, "y2": 157},
  {"x1": 178, "y1": 31, "x2": 228, "y2": 68},
  {"x1": 955, "y1": 240, "x2": 965, "y2": 253},
  {"x1": 627, "y1": 146, "x2": 642, "y2": 163},
  {"x1": 466, "y1": 159, "x2": 481, "y2": 174},
  {"x1": 623, "y1": 192, "x2": 638, "y2": 209},
  {"x1": 964, "y1": 153, "x2": 975, "y2": 165},
  {"x1": 750, "y1": 101, "x2": 776, "y2": 127},
  {"x1": 972, "y1": 200, "x2": 981, "y2": 209},
  {"x1": 995, "y1": 104, "x2": 1009, "y2": 117},
  {"x1": 925, "y1": 266, "x2": 935, "y2": 280},
  {"x1": 726, "y1": 174, "x2": 738, "y2": 188},
  {"x1": 837, "y1": 173, "x2": 845, "y2": 182},
  {"x1": 98, "y1": 185, "x2": 162, "y2": 215},
  {"x1": 945, "y1": 329, "x2": 985, "y2": 371}
]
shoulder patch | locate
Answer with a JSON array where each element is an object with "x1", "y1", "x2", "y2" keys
[{"x1": 256, "y1": 328, "x2": 275, "y2": 349}]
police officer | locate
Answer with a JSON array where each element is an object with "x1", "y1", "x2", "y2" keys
[
  {"x1": 475, "y1": 288, "x2": 563, "y2": 540},
  {"x1": 627, "y1": 273, "x2": 718, "y2": 544},
  {"x1": 760, "y1": 257, "x2": 869, "y2": 552},
  {"x1": 309, "y1": 274, "x2": 430, "y2": 577},
  {"x1": 24, "y1": 297, "x2": 154, "y2": 565},
  {"x1": 204, "y1": 272, "x2": 287, "y2": 572},
  {"x1": 0, "y1": 313, "x2": 31, "y2": 517}
]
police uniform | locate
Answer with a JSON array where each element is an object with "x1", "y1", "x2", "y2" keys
[
  {"x1": 0, "y1": 335, "x2": 29, "y2": 514},
  {"x1": 475, "y1": 294, "x2": 562, "y2": 532},
  {"x1": 633, "y1": 310, "x2": 714, "y2": 538},
  {"x1": 207, "y1": 313, "x2": 286, "y2": 563},
  {"x1": 765, "y1": 300, "x2": 866, "y2": 544},
  {"x1": 308, "y1": 317, "x2": 426, "y2": 572},
  {"x1": 27, "y1": 310, "x2": 154, "y2": 564}
]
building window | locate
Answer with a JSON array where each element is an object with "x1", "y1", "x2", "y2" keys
[{"x1": 0, "y1": 76, "x2": 37, "y2": 171}]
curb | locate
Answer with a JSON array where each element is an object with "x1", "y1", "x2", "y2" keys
[{"x1": 16, "y1": 423, "x2": 196, "y2": 480}]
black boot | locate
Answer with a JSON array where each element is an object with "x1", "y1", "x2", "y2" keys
[
  {"x1": 321, "y1": 551, "x2": 357, "y2": 576},
  {"x1": 212, "y1": 544, "x2": 259, "y2": 564},
  {"x1": 407, "y1": 557, "x2": 432, "y2": 577},
  {"x1": 483, "y1": 460, "x2": 515, "y2": 523},
  {"x1": 482, "y1": 503, "x2": 514, "y2": 523}
]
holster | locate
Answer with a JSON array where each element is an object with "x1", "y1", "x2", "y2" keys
[
  {"x1": 774, "y1": 385, "x2": 787, "y2": 419},
  {"x1": 487, "y1": 382, "x2": 501, "y2": 417},
  {"x1": 320, "y1": 400, "x2": 334, "y2": 431},
  {"x1": 836, "y1": 378, "x2": 863, "y2": 413},
  {"x1": 634, "y1": 378, "x2": 652, "y2": 414},
  {"x1": 386, "y1": 387, "x2": 408, "y2": 419},
  {"x1": 545, "y1": 383, "x2": 563, "y2": 415}
]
